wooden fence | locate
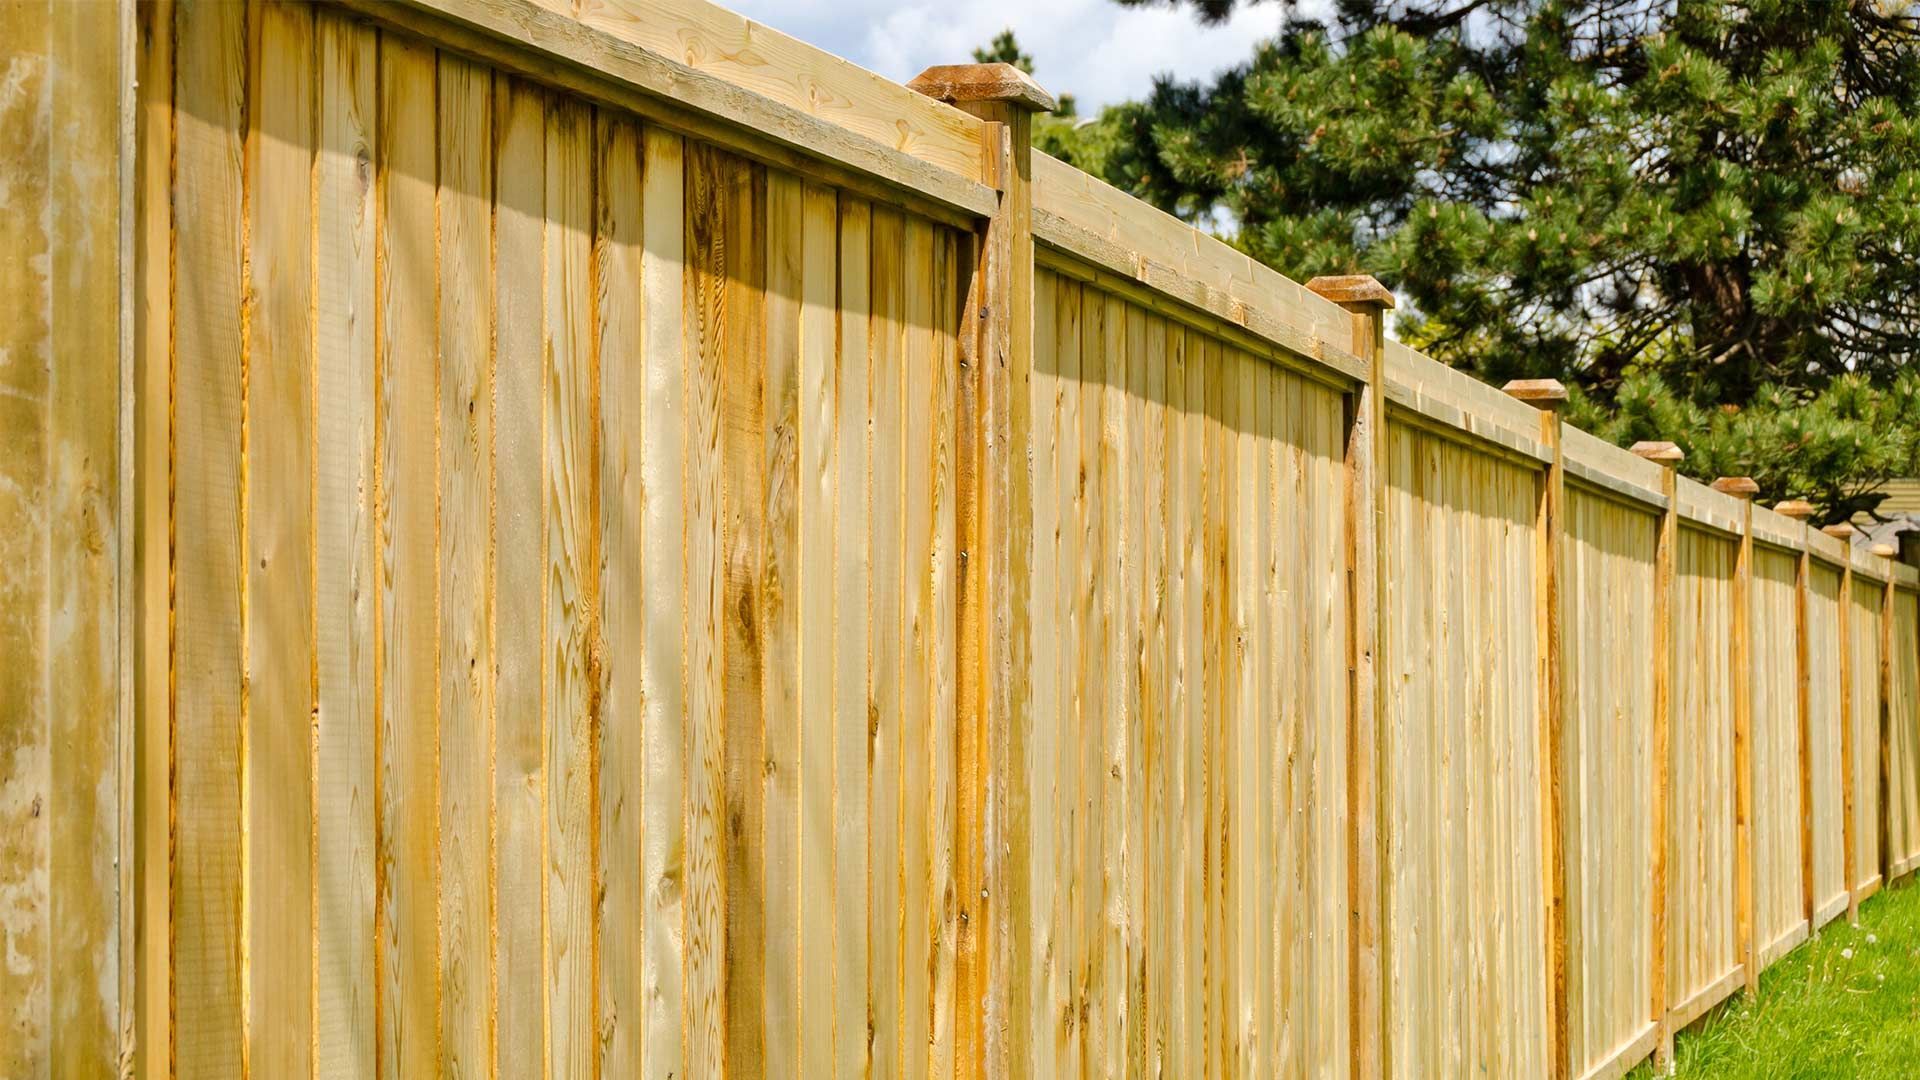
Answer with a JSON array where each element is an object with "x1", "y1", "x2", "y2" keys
[{"x1": 7, "y1": 0, "x2": 1920, "y2": 1077}]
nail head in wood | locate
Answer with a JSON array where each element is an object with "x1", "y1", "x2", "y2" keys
[
  {"x1": 1630, "y1": 440, "x2": 1684, "y2": 465},
  {"x1": 908, "y1": 63, "x2": 1057, "y2": 113},
  {"x1": 1773, "y1": 499, "x2": 1816, "y2": 521},
  {"x1": 1870, "y1": 542, "x2": 1898, "y2": 558},
  {"x1": 1502, "y1": 379, "x2": 1569, "y2": 411},
  {"x1": 1710, "y1": 476, "x2": 1759, "y2": 499},
  {"x1": 1822, "y1": 523, "x2": 1857, "y2": 540},
  {"x1": 1305, "y1": 274, "x2": 1396, "y2": 310}
]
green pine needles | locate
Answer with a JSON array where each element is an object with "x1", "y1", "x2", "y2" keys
[{"x1": 1022, "y1": 0, "x2": 1920, "y2": 523}]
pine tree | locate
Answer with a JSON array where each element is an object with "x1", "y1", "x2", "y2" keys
[{"x1": 1089, "y1": 0, "x2": 1920, "y2": 523}]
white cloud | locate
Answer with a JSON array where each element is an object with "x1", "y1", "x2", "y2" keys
[{"x1": 724, "y1": 0, "x2": 1299, "y2": 111}]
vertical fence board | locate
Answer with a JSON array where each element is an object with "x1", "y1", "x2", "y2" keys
[
  {"x1": 80, "y1": 7, "x2": 1920, "y2": 1075},
  {"x1": 173, "y1": 2, "x2": 250, "y2": 1072},
  {"x1": 1889, "y1": 591, "x2": 1920, "y2": 879},
  {"x1": 375, "y1": 33, "x2": 441, "y2": 1080},
  {"x1": 0, "y1": 2, "x2": 53, "y2": 1069},
  {"x1": 762, "y1": 167, "x2": 805, "y2": 1080},
  {"x1": 1806, "y1": 562, "x2": 1847, "y2": 923},
  {"x1": 313, "y1": 16, "x2": 378, "y2": 1076},
  {"x1": 1561, "y1": 488, "x2": 1657, "y2": 1076},
  {"x1": 1851, "y1": 578, "x2": 1883, "y2": 893},
  {"x1": 492, "y1": 70, "x2": 548, "y2": 1080},
  {"x1": 437, "y1": 51, "x2": 495, "y2": 1079},
  {"x1": 596, "y1": 107, "x2": 644, "y2": 1079},
  {"x1": 900, "y1": 214, "x2": 935, "y2": 1080},
  {"x1": 134, "y1": 3, "x2": 177, "y2": 1074},
  {"x1": 639, "y1": 125, "x2": 688, "y2": 1080},
  {"x1": 798, "y1": 180, "x2": 840, "y2": 1080},
  {"x1": 833, "y1": 195, "x2": 873, "y2": 1080},
  {"x1": 867, "y1": 203, "x2": 906, "y2": 1080},
  {"x1": 1751, "y1": 547, "x2": 1805, "y2": 961},
  {"x1": 246, "y1": 7, "x2": 318, "y2": 1074},
  {"x1": 682, "y1": 138, "x2": 729, "y2": 1080}
]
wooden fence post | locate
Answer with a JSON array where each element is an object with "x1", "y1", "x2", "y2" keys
[
  {"x1": 1827, "y1": 523, "x2": 1861, "y2": 922},
  {"x1": 1711, "y1": 476, "x2": 1761, "y2": 999},
  {"x1": 908, "y1": 62, "x2": 1054, "y2": 1080},
  {"x1": 1305, "y1": 274, "x2": 1393, "y2": 1080},
  {"x1": 1873, "y1": 542, "x2": 1899, "y2": 893},
  {"x1": 1631, "y1": 440, "x2": 1684, "y2": 1071},
  {"x1": 1774, "y1": 500, "x2": 1818, "y2": 931},
  {"x1": 1506, "y1": 379, "x2": 1569, "y2": 1079}
]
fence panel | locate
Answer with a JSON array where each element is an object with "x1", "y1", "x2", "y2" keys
[
  {"x1": 1751, "y1": 544, "x2": 1806, "y2": 964},
  {"x1": 1667, "y1": 524, "x2": 1740, "y2": 1015},
  {"x1": 1383, "y1": 417, "x2": 1548, "y2": 1079},
  {"x1": 1022, "y1": 263, "x2": 1353, "y2": 1078},
  {"x1": 1560, "y1": 485, "x2": 1659, "y2": 1077},
  {"x1": 1807, "y1": 558, "x2": 1850, "y2": 924},
  {"x1": 140, "y1": 5, "x2": 973, "y2": 1073},
  {"x1": 1889, "y1": 589, "x2": 1920, "y2": 879},
  {"x1": 23, "y1": 0, "x2": 1920, "y2": 1074},
  {"x1": 1851, "y1": 573, "x2": 1886, "y2": 895}
]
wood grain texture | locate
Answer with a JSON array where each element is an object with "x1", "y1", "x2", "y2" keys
[
  {"x1": 45, "y1": 0, "x2": 135, "y2": 1070},
  {"x1": 173, "y1": 2, "x2": 250, "y2": 1071},
  {"x1": 1382, "y1": 419, "x2": 1547, "y2": 1080},
  {"x1": 1668, "y1": 528, "x2": 1740, "y2": 1011},
  {"x1": 246, "y1": 7, "x2": 318, "y2": 1073},
  {"x1": 492, "y1": 70, "x2": 549, "y2": 1080},
  {"x1": 313, "y1": 15, "x2": 379, "y2": 1079},
  {"x1": 104, "y1": 6, "x2": 1920, "y2": 1072},
  {"x1": 542, "y1": 92, "x2": 600, "y2": 1080},
  {"x1": 834, "y1": 195, "x2": 874, "y2": 1080},
  {"x1": 1805, "y1": 563, "x2": 1848, "y2": 922},
  {"x1": 595, "y1": 107, "x2": 642, "y2": 1078},
  {"x1": 639, "y1": 124, "x2": 689, "y2": 1080},
  {"x1": 437, "y1": 51, "x2": 495, "y2": 1079},
  {"x1": 0, "y1": 5, "x2": 55, "y2": 1068},
  {"x1": 576, "y1": 0, "x2": 990, "y2": 179},
  {"x1": 1888, "y1": 591, "x2": 1920, "y2": 878},
  {"x1": 763, "y1": 166, "x2": 803, "y2": 1079},
  {"x1": 868, "y1": 202, "x2": 907, "y2": 1080},
  {"x1": 927, "y1": 225, "x2": 962, "y2": 1080},
  {"x1": 134, "y1": 3, "x2": 177, "y2": 1074},
  {"x1": 797, "y1": 179, "x2": 839, "y2": 1080},
  {"x1": 376, "y1": 33, "x2": 441, "y2": 1080},
  {"x1": 1, "y1": 1, "x2": 137, "y2": 1074},
  {"x1": 1751, "y1": 548, "x2": 1805, "y2": 958},
  {"x1": 1850, "y1": 578, "x2": 1884, "y2": 891},
  {"x1": 1561, "y1": 489, "x2": 1657, "y2": 1078}
]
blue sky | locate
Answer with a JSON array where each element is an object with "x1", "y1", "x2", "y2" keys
[{"x1": 724, "y1": 0, "x2": 1300, "y2": 112}]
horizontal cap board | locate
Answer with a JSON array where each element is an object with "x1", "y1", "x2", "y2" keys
[
  {"x1": 576, "y1": 0, "x2": 991, "y2": 179},
  {"x1": 1031, "y1": 152, "x2": 1352, "y2": 349}
]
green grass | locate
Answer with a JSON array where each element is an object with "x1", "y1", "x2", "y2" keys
[{"x1": 1626, "y1": 877, "x2": 1920, "y2": 1078}]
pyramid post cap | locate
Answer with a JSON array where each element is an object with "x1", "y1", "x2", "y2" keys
[
  {"x1": 1630, "y1": 440, "x2": 1685, "y2": 465},
  {"x1": 1501, "y1": 379, "x2": 1568, "y2": 410},
  {"x1": 1710, "y1": 476, "x2": 1760, "y2": 499},
  {"x1": 1305, "y1": 275, "x2": 1395, "y2": 310},
  {"x1": 1773, "y1": 499, "x2": 1816, "y2": 521},
  {"x1": 908, "y1": 63, "x2": 1057, "y2": 113},
  {"x1": 1822, "y1": 523, "x2": 1857, "y2": 540}
]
